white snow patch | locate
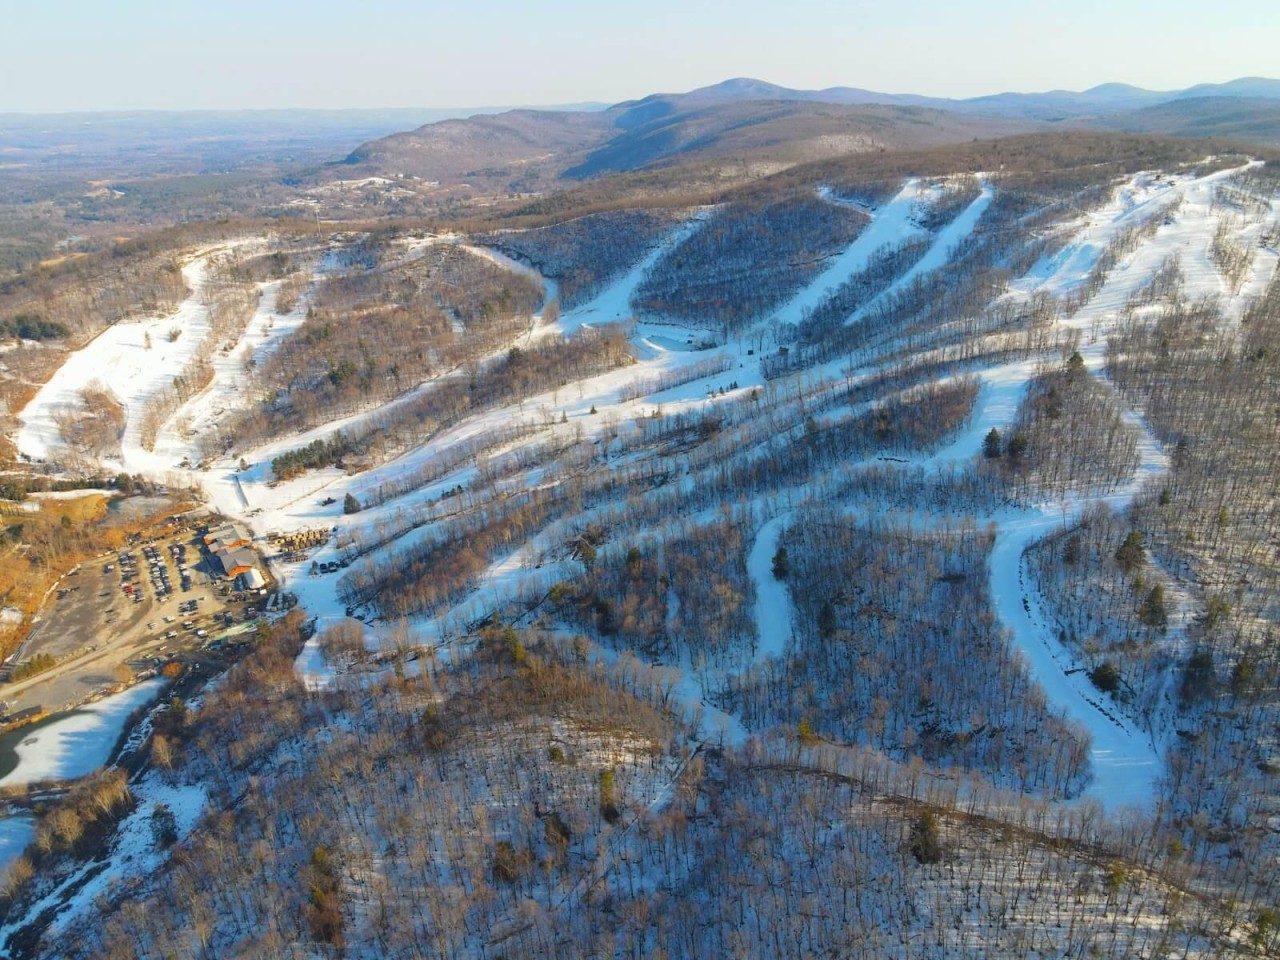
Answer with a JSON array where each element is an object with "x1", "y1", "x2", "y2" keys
[{"x1": 0, "y1": 773, "x2": 207, "y2": 947}]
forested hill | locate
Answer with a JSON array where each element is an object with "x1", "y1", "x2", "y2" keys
[
  {"x1": 336, "y1": 96, "x2": 1037, "y2": 189},
  {"x1": 334, "y1": 74, "x2": 1280, "y2": 193},
  {"x1": 4, "y1": 109, "x2": 1280, "y2": 958}
]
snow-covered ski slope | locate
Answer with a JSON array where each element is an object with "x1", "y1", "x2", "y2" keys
[
  {"x1": 773, "y1": 180, "x2": 930, "y2": 328},
  {"x1": 549, "y1": 218, "x2": 706, "y2": 337},
  {"x1": 849, "y1": 179, "x2": 994, "y2": 324},
  {"x1": 977, "y1": 163, "x2": 1274, "y2": 809},
  {"x1": 17, "y1": 253, "x2": 222, "y2": 467},
  {"x1": 11, "y1": 159, "x2": 1278, "y2": 814}
]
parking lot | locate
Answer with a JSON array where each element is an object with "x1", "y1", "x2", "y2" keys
[{"x1": 3, "y1": 519, "x2": 277, "y2": 715}]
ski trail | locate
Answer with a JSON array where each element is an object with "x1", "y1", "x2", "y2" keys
[
  {"x1": 267, "y1": 164, "x2": 1268, "y2": 810},
  {"x1": 769, "y1": 180, "x2": 929, "y2": 329},
  {"x1": 747, "y1": 513, "x2": 795, "y2": 663},
  {"x1": 845, "y1": 179, "x2": 994, "y2": 325},
  {"x1": 148, "y1": 280, "x2": 277, "y2": 467},
  {"x1": 989, "y1": 519, "x2": 1160, "y2": 811},
  {"x1": 19, "y1": 163, "x2": 1266, "y2": 821},
  {"x1": 462, "y1": 242, "x2": 553, "y2": 303},
  {"x1": 977, "y1": 167, "x2": 1251, "y2": 810},
  {"x1": 898, "y1": 180, "x2": 993, "y2": 282},
  {"x1": 16, "y1": 252, "x2": 220, "y2": 467},
  {"x1": 553, "y1": 216, "x2": 707, "y2": 337}
]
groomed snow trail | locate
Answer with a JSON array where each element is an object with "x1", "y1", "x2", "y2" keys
[
  {"x1": 802, "y1": 164, "x2": 1265, "y2": 811},
  {"x1": 979, "y1": 163, "x2": 1267, "y2": 810},
  {"x1": 770, "y1": 181, "x2": 929, "y2": 329},
  {"x1": 149, "y1": 271, "x2": 313, "y2": 468},
  {"x1": 296, "y1": 164, "x2": 1262, "y2": 812},
  {"x1": 554, "y1": 216, "x2": 706, "y2": 337},
  {"x1": 989, "y1": 519, "x2": 1159, "y2": 810},
  {"x1": 846, "y1": 179, "x2": 994, "y2": 325},
  {"x1": 747, "y1": 514, "x2": 795, "y2": 664},
  {"x1": 17, "y1": 254, "x2": 221, "y2": 466}
]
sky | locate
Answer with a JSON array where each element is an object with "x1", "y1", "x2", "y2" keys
[{"x1": 2, "y1": 0, "x2": 1278, "y2": 113}]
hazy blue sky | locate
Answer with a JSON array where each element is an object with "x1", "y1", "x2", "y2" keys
[{"x1": 3, "y1": 0, "x2": 1277, "y2": 112}]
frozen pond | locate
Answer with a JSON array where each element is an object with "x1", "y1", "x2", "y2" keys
[{"x1": 0, "y1": 679, "x2": 166, "y2": 788}]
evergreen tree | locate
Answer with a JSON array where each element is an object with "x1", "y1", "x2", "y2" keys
[
  {"x1": 909, "y1": 811, "x2": 944, "y2": 864},
  {"x1": 771, "y1": 545, "x2": 790, "y2": 579},
  {"x1": 797, "y1": 716, "x2": 818, "y2": 744},
  {"x1": 1230, "y1": 654, "x2": 1257, "y2": 701},
  {"x1": 1204, "y1": 594, "x2": 1231, "y2": 632},
  {"x1": 817, "y1": 600, "x2": 837, "y2": 640},
  {"x1": 343, "y1": 492, "x2": 361, "y2": 514},
  {"x1": 599, "y1": 769, "x2": 621, "y2": 823},
  {"x1": 1062, "y1": 534, "x2": 1081, "y2": 565},
  {"x1": 1089, "y1": 661, "x2": 1121, "y2": 694},
  {"x1": 1066, "y1": 349, "x2": 1087, "y2": 380},
  {"x1": 983, "y1": 427, "x2": 1002, "y2": 459},
  {"x1": 1115, "y1": 530, "x2": 1145, "y2": 573},
  {"x1": 1181, "y1": 649, "x2": 1217, "y2": 704},
  {"x1": 1139, "y1": 584, "x2": 1167, "y2": 632}
]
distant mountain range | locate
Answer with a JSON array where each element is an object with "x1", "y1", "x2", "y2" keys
[
  {"x1": 337, "y1": 91, "x2": 1030, "y2": 190},
  {"x1": 660, "y1": 76, "x2": 1280, "y2": 121},
  {"x1": 336, "y1": 76, "x2": 1280, "y2": 192}
]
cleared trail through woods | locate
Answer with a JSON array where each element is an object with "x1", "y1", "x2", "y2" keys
[
  {"x1": 975, "y1": 166, "x2": 1250, "y2": 810},
  {"x1": 746, "y1": 166, "x2": 1259, "y2": 812}
]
